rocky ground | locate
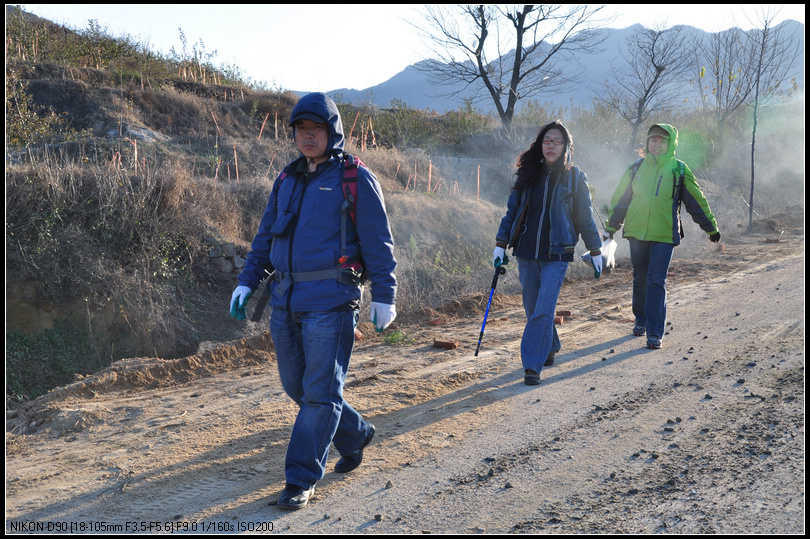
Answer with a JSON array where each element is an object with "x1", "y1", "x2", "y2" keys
[{"x1": 5, "y1": 219, "x2": 804, "y2": 534}]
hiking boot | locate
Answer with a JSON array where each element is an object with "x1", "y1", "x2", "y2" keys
[
  {"x1": 544, "y1": 351, "x2": 555, "y2": 367},
  {"x1": 647, "y1": 336, "x2": 662, "y2": 349},
  {"x1": 524, "y1": 369, "x2": 541, "y2": 386},
  {"x1": 335, "y1": 423, "x2": 376, "y2": 473},
  {"x1": 633, "y1": 324, "x2": 646, "y2": 336},
  {"x1": 277, "y1": 483, "x2": 315, "y2": 510}
]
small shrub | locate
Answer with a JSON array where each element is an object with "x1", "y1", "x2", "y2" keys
[
  {"x1": 383, "y1": 329, "x2": 414, "y2": 346},
  {"x1": 5, "y1": 69, "x2": 82, "y2": 146}
]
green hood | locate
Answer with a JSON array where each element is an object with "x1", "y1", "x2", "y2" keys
[{"x1": 646, "y1": 123, "x2": 678, "y2": 159}]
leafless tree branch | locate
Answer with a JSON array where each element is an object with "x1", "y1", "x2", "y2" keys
[
  {"x1": 411, "y1": 4, "x2": 612, "y2": 131},
  {"x1": 593, "y1": 24, "x2": 698, "y2": 150}
]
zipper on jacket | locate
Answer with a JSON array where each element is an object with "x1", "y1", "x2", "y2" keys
[
  {"x1": 534, "y1": 173, "x2": 551, "y2": 258},
  {"x1": 655, "y1": 175, "x2": 662, "y2": 196}
]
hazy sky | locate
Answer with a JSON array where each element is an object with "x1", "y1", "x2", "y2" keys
[{"x1": 20, "y1": 4, "x2": 805, "y2": 92}]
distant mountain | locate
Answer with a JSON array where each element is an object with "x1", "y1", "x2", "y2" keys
[
  {"x1": 324, "y1": 60, "x2": 476, "y2": 113},
  {"x1": 304, "y1": 21, "x2": 804, "y2": 114}
]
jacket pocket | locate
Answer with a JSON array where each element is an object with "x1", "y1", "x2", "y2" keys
[{"x1": 300, "y1": 188, "x2": 343, "y2": 232}]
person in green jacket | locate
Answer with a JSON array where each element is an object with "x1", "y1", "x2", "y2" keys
[{"x1": 606, "y1": 124, "x2": 720, "y2": 349}]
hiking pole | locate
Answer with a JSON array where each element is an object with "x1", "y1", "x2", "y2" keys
[{"x1": 475, "y1": 263, "x2": 507, "y2": 356}]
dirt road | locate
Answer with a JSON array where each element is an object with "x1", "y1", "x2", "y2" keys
[{"x1": 6, "y1": 231, "x2": 804, "y2": 534}]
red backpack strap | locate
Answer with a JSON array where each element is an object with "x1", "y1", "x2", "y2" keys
[
  {"x1": 275, "y1": 169, "x2": 290, "y2": 186},
  {"x1": 341, "y1": 154, "x2": 362, "y2": 226},
  {"x1": 338, "y1": 154, "x2": 364, "y2": 273}
]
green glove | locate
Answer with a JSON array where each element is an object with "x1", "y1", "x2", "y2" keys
[
  {"x1": 230, "y1": 286, "x2": 253, "y2": 320},
  {"x1": 591, "y1": 257, "x2": 602, "y2": 279},
  {"x1": 493, "y1": 246, "x2": 509, "y2": 268},
  {"x1": 370, "y1": 301, "x2": 397, "y2": 332}
]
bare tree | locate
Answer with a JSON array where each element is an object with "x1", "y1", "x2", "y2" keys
[
  {"x1": 694, "y1": 28, "x2": 757, "y2": 148},
  {"x1": 594, "y1": 23, "x2": 697, "y2": 152},
  {"x1": 412, "y1": 5, "x2": 610, "y2": 132},
  {"x1": 695, "y1": 15, "x2": 801, "y2": 154},
  {"x1": 742, "y1": 8, "x2": 803, "y2": 231}
]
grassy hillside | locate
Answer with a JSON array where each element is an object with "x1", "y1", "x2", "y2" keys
[
  {"x1": 5, "y1": 6, "x2": 804, "y2": 403},
  {"x1": 4, "y1": 7, "x2": 511, "y2": 402}
]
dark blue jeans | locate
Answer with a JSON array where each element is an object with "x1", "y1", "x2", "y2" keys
[
  {"x1": 628, "y1": 239, "x2": 675, "y2": 340},
  {"x1": 270, "y1": 308, "x2": 373, "y2": 489},
  {"x1": 517, "y1": 258, "x2": 567, "y2": 374}
]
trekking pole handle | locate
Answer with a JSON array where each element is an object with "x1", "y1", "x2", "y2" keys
[{"x1": 491, "y1": 264, "x2": 506, "y2": 287}]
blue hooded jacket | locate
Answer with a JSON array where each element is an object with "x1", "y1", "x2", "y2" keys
[{"x1": 238, "y1": 93, "x2": 397, "y2": 311}]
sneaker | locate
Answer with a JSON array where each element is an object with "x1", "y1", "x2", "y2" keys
[
  {"x1": 544, "y1": 351, "x2": 555, "y2": 367},
  {"x1": 524, "y1": 369, "x2": 541, "y2": 386},
  {"x1": 647, "y1": 336, "x2": 662, "y2": 349},
  {"x1": 277, "y1": 483, "x2": 315, "y2": 510},
  {"x1": 633, "y1": 324, "x2": 646, "y2": 336},
  {"x1": 335, "y1": 423, "x2": 376, "y2": 473}
]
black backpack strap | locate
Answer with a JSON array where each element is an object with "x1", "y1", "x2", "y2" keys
[
  {"x1": 629, "y1": 157, "x2": 645, "y2": 182},
  {"x1": 673, "y1": 160, "x2": 686, "y2": 239},
  {"x1": 569, "y1": 166, "x2": 577, "y2": 196},
  {"x1": 250, "y1": 268, "x2": 274, "y2": 322}
]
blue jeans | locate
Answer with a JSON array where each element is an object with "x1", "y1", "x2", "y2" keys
[
  {"x1": 628, "y1": 239, "x2": 675, "y2": 340},
  {"x1": 270, "y1": 308, "x2": 373, "y2": 489},
  {"x1": 517, "y1": 258, "x2": 567, "y2": 374}
]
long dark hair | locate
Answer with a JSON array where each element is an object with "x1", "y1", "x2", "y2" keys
[{"x1": 513, "y1": 120, "x2": 574, "y2": 192}]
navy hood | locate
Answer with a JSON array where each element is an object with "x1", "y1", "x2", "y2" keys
[{"x1": 289, "y1": 92, "x2": 345, "y2": 155}]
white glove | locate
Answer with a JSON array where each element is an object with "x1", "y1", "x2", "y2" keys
[
  {"x1": 493, "y1": 246, "x2": 507, "y2": 268},
  {"x1": 230, "y1": 285, "x2": 253, "y2": 320},
  {"x1": 590, "y1": 253, "x2": 603, "y2": 278},
  {"x1": 370, "y1": 302, "x2": 396, "y2": 332}
]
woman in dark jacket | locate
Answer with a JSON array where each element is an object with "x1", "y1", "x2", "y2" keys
[{"x1": 494, "y1": 121, "x2": 603, "y2": 385}]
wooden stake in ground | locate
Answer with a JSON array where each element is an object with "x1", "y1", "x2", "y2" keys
[
  {"x1": 211, "y1": 112, "x2": 221, "y2": 136},
  {"x1": 347, "y1": 111, "x2": 360, "y2": 149},
  {"x1": 265, "y1": 153, "x2": 277, "y2": 180},
  {"x1": 258, "y1": 113, "x2": 270, "y2": 140}
]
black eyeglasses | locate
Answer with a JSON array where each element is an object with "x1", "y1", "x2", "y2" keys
[{"x1": 542, "y1": 138, "x2": 564, "y2": 147}]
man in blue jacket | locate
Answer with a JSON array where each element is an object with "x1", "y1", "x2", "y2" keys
[{"x1": 230, "y1": 92, "x2": 397, "y2": 509}]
